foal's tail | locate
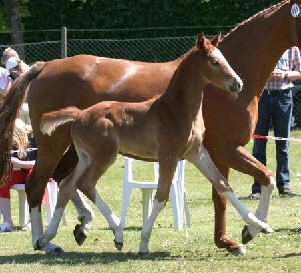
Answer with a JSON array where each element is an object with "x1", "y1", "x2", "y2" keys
[
  {"x1": 0, "y1": 61, "x2": 46, "y2": 186},
  {"x1": 40, "y1": 107, "x2": 82, "y2": 136}
]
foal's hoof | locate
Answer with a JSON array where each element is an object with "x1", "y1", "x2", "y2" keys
[
  {"x1": 229, "y1": 245, "x2": 247, "y2": 256},
  {"x1": 73, "y1": 224, "x2": 87, "y2": 246},
  {"x1": 242, "y1": 225, "x2": 254, "y2": 244},
  {"x1": 114, "y1": 239, "x2": 123, "y2": 251},
  {"x1": 261, "y1": 226, "x2": 274, "y2": 234}
]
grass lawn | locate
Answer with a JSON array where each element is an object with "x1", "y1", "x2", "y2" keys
[{"x1": 1, "y1": 129, "x2": 301, "y2": 272}]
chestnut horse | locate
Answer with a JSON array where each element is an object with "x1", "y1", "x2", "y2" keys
[
  {"x1": 37, "y1": 33, "x2": 273, "y2": 255},
  {"x1": 0, "y1": 0, "x2": 298, "y2": 255}
]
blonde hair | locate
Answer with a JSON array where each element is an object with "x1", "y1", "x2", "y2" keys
[
  {"x1": 13, "y1": 119, "x2": 32, "y2": 158},
  {"x1": 1, "y1": 47, "x2": 19, "y2": 65},
  {"x1": 1, "y1": 47, "x2": 29, "y2": 74}
]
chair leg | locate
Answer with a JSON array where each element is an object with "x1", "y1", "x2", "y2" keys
[
  {"x1": 17, "y1": 190, "x2": 29, "y2": 227},
  {"x1": 141, "y1": 188, "x2": 155, "y2": 226},
  {"x1": 121, "y1": 186, "x2": 133, "y2": 230}
]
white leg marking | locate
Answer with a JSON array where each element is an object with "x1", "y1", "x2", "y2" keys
[
  {"x1": 223, "y1": 191, "x2": 273, "y2": 233},
  {"x1": 37, "y1": 208, "x2": 65, "y2": 248},
  {"x1": 94, "y1": 191, "x2": 123, "y2": 244},
  {"x1": 31, "y1": 206, "x2": 62, "y2": 253},
  {"x1": 245, "y1": 176, "x2": 276, "y2": 237},
  {"x1": 139, "y1": 199, "x2": 166, "y2": 254},
  {"x1": 71, "y1": 190, "x2": 95, "y2": 236},
  {"x1": 186, "y1": 148, "x2": 273, "y2": 232}
]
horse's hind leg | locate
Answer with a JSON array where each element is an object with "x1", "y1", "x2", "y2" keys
[
  {"x1": 75, "y1": 149, "x2": 124, "y2": 251},
  {"x1": 139, "y1": 156, "x2": 178, "y2": 255},
  {"x1": 71, "y1": 190, "x2": 95, "y2": 246},
  {"x1": 35, "y1": 172, "x2": 78, "y2": 250},
  {"x1": 52, "y1": 144, "x2": 95, "y2": 246},
  {"x1": 27, "y1": 141, "x2": 71, "y2": 254}
]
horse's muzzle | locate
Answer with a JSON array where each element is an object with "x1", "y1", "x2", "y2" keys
[{"x1": 229, "y1": 78, "x2": 243, "y2": 93}]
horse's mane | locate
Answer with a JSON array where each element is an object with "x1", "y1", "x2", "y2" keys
[{"x1": 222, "y1": 0, "x2": 288, "y2": 41}]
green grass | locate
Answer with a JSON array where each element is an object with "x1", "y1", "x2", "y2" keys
[{"x1": 1, "y1": 129, "x2": 301, "y2": 272}]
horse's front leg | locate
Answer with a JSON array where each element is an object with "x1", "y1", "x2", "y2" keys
[
  {"x1": 210, "y1": 144, "x2": 275, "y2": 245},
  {"x1": 139, "y1": 156, "x2": 178, "y2": 256}
]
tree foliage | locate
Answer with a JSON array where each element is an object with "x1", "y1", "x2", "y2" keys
[{"x1": 0, "y1": 0, "x2": 281, "y2": 42}]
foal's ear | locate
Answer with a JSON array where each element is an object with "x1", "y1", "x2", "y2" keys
[
  {"x1": 196, "y1": 32, "x2": 208, "y2": 53},
  {"x1": 211, "y1": 31, "x2": 221, "y2": 47}
]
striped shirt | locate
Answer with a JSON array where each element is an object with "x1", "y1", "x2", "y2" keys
[{"x1": 265, "y1": 47, "x2": 301, "y2": 91}]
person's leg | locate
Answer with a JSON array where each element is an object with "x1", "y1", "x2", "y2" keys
[
  {"x1": 0, "y1": 170, "x2": 28, "y2": 229},
  {"x1": 271, "y1": 90, "x2": 293, "y2": 193},
  {"x1": 252, "y1": 91, "x2": 272, "y2": 194}
]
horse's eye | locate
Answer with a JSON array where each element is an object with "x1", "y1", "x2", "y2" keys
[{"x1": 211, "y1": 60, "x2": 220, "y2": 66}]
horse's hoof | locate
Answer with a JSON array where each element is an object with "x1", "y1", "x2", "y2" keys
[
  {"x1": 138, "y1": 251, "x2": 150, "y2": 257},
  {"x1": 46, "y1": 247, "x2": 65, "y2": 255},
  {"x1": 261, "y1": 226, "x2": 274, "y2": 234},
  {"x1": 73, "y1": 224, "x2": 87, "y2": 246},
  {"x1": 230, "y1": 245, "x2": 247, "y2": 255},
  {"x1": 114, "y1": 240, "x2": 123, "y2": 251},
  {"x1": 242, "y1": 225, "x2": 254, "y2": 244}
]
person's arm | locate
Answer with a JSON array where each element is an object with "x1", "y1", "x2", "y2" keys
[
  {"x1": 11, "y1": 157, "x2": 35, "y2": 169},
  {"x1": 0, "y1": 78, "x2": 12, "y2": 96},
  {"x1": 270, "y1": 69, "x2": 301, "y2": 81}
]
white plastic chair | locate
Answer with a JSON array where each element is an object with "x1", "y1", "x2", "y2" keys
[
  {"x1": 9, "y1": 179, "x2": 67, "y2": 227},
  {"x1": 121, "y1": 157, "x2": 190, "y2": 230}
]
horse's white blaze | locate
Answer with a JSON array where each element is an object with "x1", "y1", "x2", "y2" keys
[
  {"x1": 212, "y1": 48, "x2": 243, "y2": 87},
  {"x1": 139, "y1": 199, "x2": 166, "y2": 253}
]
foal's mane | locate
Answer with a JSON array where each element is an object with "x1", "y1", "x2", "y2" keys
[{"x1": 222, "y1": 0, "x2": 288, "y2": 41}]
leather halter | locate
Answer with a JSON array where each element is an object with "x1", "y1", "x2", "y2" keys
[{"x1": 291, "y1": 0, "x2": 301, "y2": 48}]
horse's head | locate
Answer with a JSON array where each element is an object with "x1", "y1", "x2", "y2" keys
[{"x1": 196, "y1": 32, "x2": 243, "y2": 93}]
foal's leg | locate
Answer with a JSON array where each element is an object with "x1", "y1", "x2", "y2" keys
[
  {"x1": 27, "y1": 142, "x2": 70, "y2": 254},
  {"x1": 74, "y1": 149, "x2": 124, "y2": 251},
  {"x1": 34, "y1": 172, "x2": 78, "y2": 250},
  {"x1": 139, "y1": 156, "x2": 178, "y2": 255},
  {"x1": 71, "y1": 190, "x2": 95, "y2": 246},
  {"x1": 52, "y1": 145, "x2": 96, "y2": 245},
  {"x1": 186, "y1": 148, "x2": 274, "y2": 239},
  {"x1": 209, "y1": 144, "x2": 276, "y2": 244}
]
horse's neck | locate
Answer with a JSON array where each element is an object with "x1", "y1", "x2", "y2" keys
[
  {"x1": 220, "y1": 1, "x2": 293, "y2": 99},
  {"x1": 161, "y1": 50, "x2": 205, "y2": 117}
]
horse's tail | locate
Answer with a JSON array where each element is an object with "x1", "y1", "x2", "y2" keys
[
  {"x1": 40, "y1": 107, "x2": 82, "y2": 136},
  {"x1": 0, "y1": 61, "x2": 46, "y2": 187}
]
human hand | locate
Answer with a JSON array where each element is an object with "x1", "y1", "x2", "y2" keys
[{"x1": 270, "y1": 69, "x2": 286, "y2": 80}]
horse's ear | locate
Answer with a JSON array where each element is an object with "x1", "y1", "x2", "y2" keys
[
  {"x1": 196, "y1": 32, "x2": 208, "y2": 54},
  {"x1": 211, "y1": 31, "x2": 221, "y2": 47}
]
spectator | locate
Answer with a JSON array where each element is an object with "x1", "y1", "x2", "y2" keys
[
  {"x1": 1, "y1": 48, "x2": 31, "y2": 124},
  {"x1": 0, "y1": 119, "x2": 36, "y2": 232},
  {"x1": 249, "y1": 47, "x2": 301, "y2": 199}
]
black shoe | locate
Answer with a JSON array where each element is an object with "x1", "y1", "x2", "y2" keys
[
  {"x1": 279, "y1": 188, "x2": 297, "y2": 196},
  {"x1": 248, "y1": 192, "x2": 261, "y2": 199}
]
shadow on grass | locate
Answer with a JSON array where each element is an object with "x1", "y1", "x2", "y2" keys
[{"x1": 0, "y1": 251, "x2": 171, "y2": 265}]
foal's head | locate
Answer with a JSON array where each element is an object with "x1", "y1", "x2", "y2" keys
[{"x1": 197, "y1": 32, "x2": 243, "y2": 93}]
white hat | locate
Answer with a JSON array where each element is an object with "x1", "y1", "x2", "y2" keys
[{"x1": 6, "y1": 57, "x2": 19, "y2": 70}]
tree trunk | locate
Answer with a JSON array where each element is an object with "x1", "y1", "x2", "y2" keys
[{"x1": 4, "y1": 0, "x2": 24, "y2": 57}]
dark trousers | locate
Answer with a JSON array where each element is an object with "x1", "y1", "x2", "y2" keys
[{"x1": 252, "y1": 89, "x2": 292, "y2": 193}]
